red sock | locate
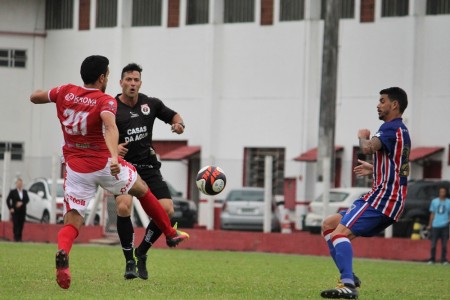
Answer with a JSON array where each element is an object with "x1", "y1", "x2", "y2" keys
[
  {"x1": 138, "y1": 189, "x2": 176, "y2": 237},
  {"x1": 57, "y1": 224, "x2": 79, "y2": 254}
]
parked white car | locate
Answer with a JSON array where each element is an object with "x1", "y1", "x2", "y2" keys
[
  {"x1": 27, "y1": 178, "x2": 65, "y2": 223},
  {"x1": 27, "y1": 178, "x2": 103, "y2": 225},
  {"x1": 304, "y1": 187, "x2": 371, "y2": 233}
]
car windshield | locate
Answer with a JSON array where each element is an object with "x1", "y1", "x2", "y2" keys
[
  {"x1": 226, "y1": 190, "x2": 264, "y2": 202},
  {"x1": 48, "y1": 183, "x2": 65, "y2": 198},
  {"x1": 314, "y1": 192, "x2": 349, "y2": 203}
]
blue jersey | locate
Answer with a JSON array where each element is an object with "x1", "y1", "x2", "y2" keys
[
  {"x1": 429, "y1": 198, "x2": 450, "y2": 228},
  {"x1": 362, "y1": 118, "x2": 411, "y2": 221}
]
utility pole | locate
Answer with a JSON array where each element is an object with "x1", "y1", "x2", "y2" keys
[
  {"x1": 318, "y1": 0, "x2": 340, "y2": 221},
  {"x1": 317, "y1": 0, "x2": 340, "y2": 185}
]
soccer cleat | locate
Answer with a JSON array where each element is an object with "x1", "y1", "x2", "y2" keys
[
  {"x1": 353, "y1": 273, "x2": 361, "y2": 288},
  {"x1": 166, "y1": 223, "x2": 190, "y2": 248},
  {"x1": 321, "y1": 283, "x2": 359, "y2": 299},
  {"x1": 55, "y1": 249, "x2": 71, "y2": 289},
  {"x1": 135, "y1": 250, "x2": 149, "y2": 280},
  {"x1": 123, "y1": 259, "x2": 138, "y2": 280}
]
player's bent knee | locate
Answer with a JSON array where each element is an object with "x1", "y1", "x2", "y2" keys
[
  {"x1": 115, "y1": 195, "x2": 133, "y2": 217},
  {"x1": 116, "y1": 202, "x2": 131, "y2": 217},
  {"x1": 322, "y1": 214, "x2": 342, "y2": 232}
]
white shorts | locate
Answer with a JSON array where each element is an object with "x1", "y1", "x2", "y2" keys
[{"x1": 64, "y1": 159, "x2": 137, "y2": 218}]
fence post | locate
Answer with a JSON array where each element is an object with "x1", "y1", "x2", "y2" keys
[{"x1": 1, "y1": 150, "x2": 11, "y2": 221}]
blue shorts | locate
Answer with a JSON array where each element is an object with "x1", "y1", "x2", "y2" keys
[{"x1": 339, "y1": 199, "x2": 395, "y2": 237}]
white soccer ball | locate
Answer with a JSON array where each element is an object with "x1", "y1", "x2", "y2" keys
[{"x1": 196, "y1": 166, "x2": 227, "y2": 196}]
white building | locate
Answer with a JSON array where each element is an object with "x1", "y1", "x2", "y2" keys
[{"x1": 1, "y1": 0, "x2": 449, "y2": 220}]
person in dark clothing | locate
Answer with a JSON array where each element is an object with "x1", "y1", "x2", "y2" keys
[{"x1": 6, "y1": 177, "x2": 29, "y2": 242}]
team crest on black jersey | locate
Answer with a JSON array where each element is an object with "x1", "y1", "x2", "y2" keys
[{"x1": 141, "y1": 104, "x2": 150, "y2": 115}]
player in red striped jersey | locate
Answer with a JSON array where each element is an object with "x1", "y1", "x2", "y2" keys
[
  {"x1": 30, "y1": 55, "x2": 189, "y2": 290},
  {"x1": 320, "y1": 87, "x2": 411, "y2": 299}
]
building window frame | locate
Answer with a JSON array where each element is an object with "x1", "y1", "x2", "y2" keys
[
  {"x1": 0, "y1": 49, "x2": 27, "y2": 68},
  {"x1": 426, "y1": 0, "x2": 450, "y2": 15},
  {"x1": 186, "y1": 0, "x2": 209, "y2": 25},
  {"x1": 132, "y1": 0, "x2": 163, "y2": 26},
  {"x1": 321, "y1": 0, "x2": 355, "y2": 19},
  {"x1": 381, "y1": 0, "x2": 409, "y2": 17},
  {"x1": 280, "y1": 0, "x2": 305, "y2": 21},
  {"x1": 244, "y1": 147, "x2": 285, "y2": 195},
  {"x1": 224, "y1": 0, "x2": 255, "y2": 24},
  {"x1": 45, "y1": 0, "x2": 74, "y2": 30},
  {"x1": 0, "y1": 142, "x2": 24, "y2": 161},
  {"x1": 96, "y1": 0, "x2": 118, "y2": 28}
]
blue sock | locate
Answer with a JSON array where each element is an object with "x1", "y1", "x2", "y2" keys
[
  {"x1": 332, "y1": 234, "x2": 354, "y2": 286},
  {"x1": 323, "y1": 229, "x2": 337, "y2": 264}
]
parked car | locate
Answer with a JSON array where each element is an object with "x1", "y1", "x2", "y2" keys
[
  {"x1": 220, "y1": 187, "x2": 281, "y2": 232},
  {"x1": 167, "y1": 181, "x2": 198, "y2": 228},
  {"x1": 305, "y1": 180, "x2": 450, "y2": 238},
  {"x1": 393, "y1": 180, "x2": 450, "y2": 239},
  {"x1": 25, "y1": 192, "x2": 50, "y2": 223},
  {"x1": 27, "y1": 178, "x2": 103, "y2": 225},
  {"x1": 27, "y1": 178, "x2": 65, "y2": 224},
  {"x1": 132, "y1": 181, "x2": 198, "y2": 229},
  {"x1": 304, "y1": 187, "x2": 371, "y2": 234}
]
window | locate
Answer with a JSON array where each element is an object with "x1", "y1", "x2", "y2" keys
[
  {"x1": 0, "y1": 49, "x2": 27, "y2": 68},
  {"x1": 132, "y1": 0, "x2": 162, "y2": 26},
  {"x1": 280, "y1": 0, "x2": 304, "y2": 21},
  {"x1": 321, "y1": 0, "x2": 355, "y2": 19},
  {"x1": 29, "y1": 182, "x2": 46, "y2": 197},
  {"x1": 0, "y1": 142, "x2": 24, "y2": 161},
  {"x1": 187, "y1": 0, "x2": 209, "y2": 25},
  {"x1": 96, "y1": 0, "x2": 117, "y2": 28},
  {"x1": 224, "y1": 0, "x2": 255, "y2": 23},
  {"x1": 45, "y1": 0, "x2": 74, "y2": 29},
  {"x1": 426, "y1": 0, "x2": 450, "y2": 15},
  {"x1": 244, "y1": 148, "x2": 285, "y2": 195},
  {"x1": 381, "y1": 0, "x2": 409, "y2": 17}
]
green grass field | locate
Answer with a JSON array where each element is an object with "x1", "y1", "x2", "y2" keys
[{"x1": 0, "y1": 241, "x2": 448, "y2": 300}]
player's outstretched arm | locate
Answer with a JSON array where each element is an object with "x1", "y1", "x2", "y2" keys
[
  {"x1": 30, "y1": 90, "x2": 51, "y2": 104},
  {"x1": 353, "y1": 159, "x2": 373, "y2": 177}
]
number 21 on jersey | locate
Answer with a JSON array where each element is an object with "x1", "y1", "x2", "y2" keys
[{"x1": 62, "y1": 109, "x2": 88, "y2": 136}]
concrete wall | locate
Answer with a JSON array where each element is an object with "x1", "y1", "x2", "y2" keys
[
  {"x1": 0, "y1": 0, "x2": 449, "y2": 202},
  {"x1": 1, "y1": 221, "x2": 448, "y2": 262}
]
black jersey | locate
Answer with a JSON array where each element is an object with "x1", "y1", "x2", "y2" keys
[{"x1": 115, "y1": 93, "x2": 177, "y2": 166}]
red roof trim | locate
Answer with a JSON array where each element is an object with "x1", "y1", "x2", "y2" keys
[
  {"x1": 159, "y1": 145, "x2": 201, "y2": 161},
  {"x1": 409, "y1": 147, "x2": 444, "y2": 162},
  {"x1": 293, "y1": 146, "x2": 344, "y2": 162}
]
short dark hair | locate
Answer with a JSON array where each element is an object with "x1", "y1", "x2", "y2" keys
[
  {"x1": 379, "y1": 87, "x2": 408, "y2": 113},
  {"x1": 80, "y1": 55, "x2": 109, "y2": 84},
  {"x1": 121, "y1": 63, "x2": 143, "y2": 79},
  {"x1": 439, "y1": 186, "x2": 448, "y2": 196}
]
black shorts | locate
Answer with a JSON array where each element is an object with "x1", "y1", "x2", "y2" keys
[{"x1": 137, "y1": 167, "x2": 171, "y2": 200}]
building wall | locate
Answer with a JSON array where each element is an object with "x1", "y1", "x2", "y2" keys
[{"x1": 0, "y1": 0, "x2": 449, "y2": 201}]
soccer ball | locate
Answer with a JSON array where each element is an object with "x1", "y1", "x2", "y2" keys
[{"x1": 196, "y1": 166, "x2": 227, "y2": 196}]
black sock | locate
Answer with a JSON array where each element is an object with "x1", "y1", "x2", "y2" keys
[
  {"x1": 136, "y1": 220, "x2": 163, "y2": 256},
  {"x1": 117, "y1": 216, "x2": 135, "y2": 261}
]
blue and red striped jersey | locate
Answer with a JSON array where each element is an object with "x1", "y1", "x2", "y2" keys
[{"x1": 363, "y1": 118, "x2": 411, "y2": 221}]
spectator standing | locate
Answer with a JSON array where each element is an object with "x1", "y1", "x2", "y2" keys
[
  {"x1": 427, "y1": 187, "x2": 450, "y2": 265},
  {"x1": 6, "y1": 177, "x2": 29, "y2": 242}
]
